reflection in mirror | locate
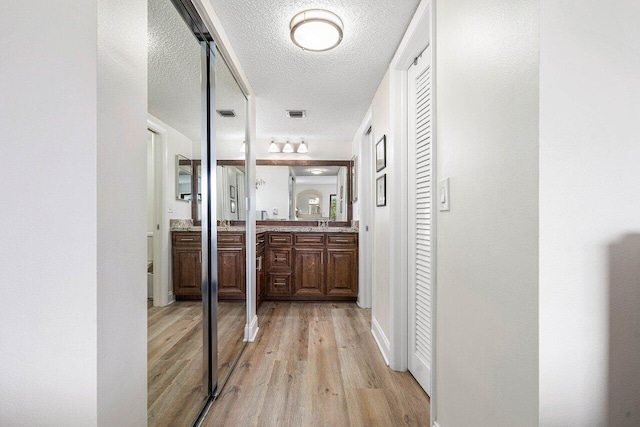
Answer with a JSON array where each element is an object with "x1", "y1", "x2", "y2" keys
[
  {"x1": 215, "y1": 47, "x2": 247, "y2": 392},
  {"x1": 217, "y1": 165, "x2": 246, "y2": 221},
  {"x1": 176, "y1": 155, "x2": 192, "y2": 201},
  {"x1": 147, "y1": 0, "x2": 206, "y2": 425},
  {"x1": 254, "y1": 164, "x2": 349, "y2": 221}
]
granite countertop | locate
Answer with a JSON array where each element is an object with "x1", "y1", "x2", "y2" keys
[{"x1": 169, "y1": 219, "x2": 358, "y2": 233}]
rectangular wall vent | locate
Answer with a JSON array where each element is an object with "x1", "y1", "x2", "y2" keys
[
  {"x1": 217, "y1": 110, "x2": 236, "y2": 118},
  {"x1": 286, "y1": 110, "x2": 306, "y2": 118}
]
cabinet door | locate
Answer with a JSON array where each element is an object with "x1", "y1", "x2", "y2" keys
[
  {"x1": 326, "y1": 248, "x2": 358, "y2": 297},
  {"x1": 173, "y1": 248, "x2": 202, "y2": 296},
  {"x1": 218, "y1": 248, "x2": 245, "y2": 300},
  {"x1": 293, "y1": 248, "x2": 324, "y2": 297}
]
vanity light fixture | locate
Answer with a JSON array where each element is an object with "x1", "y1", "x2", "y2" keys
[
  {"x1": 268, "y1": 140, "x2": 280, "y2": 153},
  {"x1": 282, "y1": 140, "x2": 294, "y2": 153},
  {"x1": 290, "y1": 9, "x2": 344, "y2": 52},
  {"x1": 297, "y1": 140, "x2": 309, "y2": 153}
]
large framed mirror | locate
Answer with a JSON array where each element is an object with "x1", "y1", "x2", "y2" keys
[{"x1": 216, "y1": 160, "x2": 353, "y2": 226}]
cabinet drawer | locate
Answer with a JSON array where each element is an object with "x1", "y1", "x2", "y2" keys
[
  {"x1": 268, "y1": 233, "x2": 293, "y2": 246},
  {"x1": 268, "y1": 274, "x2": 291, "y2": 295},
  {"x1": 294, "y1": 233, "x2": 325, "y2": 246},
  {"x1": 268, "y1": 248, "x2": 292, "y2": 271},
  {"x1": 173, "y1": 232, "x2": 201, "y2": 244},
  {"x1": 327, "y1": 234, "x2": 357, "y2": 246},
  {"x1": 218, "y1": 233, "x2": 244, "y2": 246}
]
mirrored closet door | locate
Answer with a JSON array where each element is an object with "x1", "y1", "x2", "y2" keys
[
  {"x1": 147, "y1": 0, "x2": 229, "y2": 425},
  {"x1": 214, "y1": 47, "x2": 249, "y2": 390}
]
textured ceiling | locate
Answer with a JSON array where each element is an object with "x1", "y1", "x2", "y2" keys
[
  {"x1": 210, "y1": 0, "x2": 421, "y2": 143},
  {"x1": 148, "y1": 0, "x2": 247, "y2": 143},
  {"x1": 148, "y1": 0, "x2": 202, "y2": 141}
]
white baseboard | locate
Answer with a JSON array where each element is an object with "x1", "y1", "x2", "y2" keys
[
  {"x1": 244, "y1": 314, "x2": 259, "y2": 342},
  {"x1": 371, "y1": 316, "x2": 391, "y2": 366}
]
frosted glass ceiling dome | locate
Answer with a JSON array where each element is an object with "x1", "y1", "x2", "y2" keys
[{"x1": 290, "y1": 9, "x2": 344, "y2": 52}]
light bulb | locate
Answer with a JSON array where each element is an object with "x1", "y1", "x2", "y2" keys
[
  {"x1": 268, "y1": 140, "x2": 279, "y2": 153},
  {"x1": 297, "y1": 140, "x2": 308, "y2": 153}
]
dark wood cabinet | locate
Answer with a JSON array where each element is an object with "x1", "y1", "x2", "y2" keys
[
  {"x1": 217, "y1": 247, "x2": 245, "y2": 300},
  {"x1": 293, "y1": 248, "x2": 325, "y2": 297},
  {"x1": 173, "y1": 230, "x2": 357, "y2": 302},
  {"x1": 218, "y1": 232, "x2": 246, "y2": 301},
  {"x1": 264, "y1": 232, "x2": 358, "y2": 301},
  {"x1": 326, "y1": 248, "x2": 358, "y2": 297},
  {"x1": 172, "y1": 232, "x2": 202, "y2": 300}
]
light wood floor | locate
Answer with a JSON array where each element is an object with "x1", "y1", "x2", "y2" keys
[
  {"x1": 202, "y1": 302, "x2": 430, "y2": 427},
  {"x1": 148, "y1": 300, "x2": 246, "y2": 427}
]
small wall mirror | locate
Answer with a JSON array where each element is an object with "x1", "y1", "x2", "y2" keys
[{"x1": 175, "y1": 155, "x2": 192, "y2": 201}]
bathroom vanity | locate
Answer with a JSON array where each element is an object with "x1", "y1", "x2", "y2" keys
[{"x1": 172, "y1": 227, "x2": 358, "y2": 302}]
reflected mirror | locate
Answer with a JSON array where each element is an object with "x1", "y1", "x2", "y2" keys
[{"x1": 176, "y1": 155, "x2": 192, "y2": 201}]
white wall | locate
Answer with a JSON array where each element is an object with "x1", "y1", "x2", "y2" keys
[
  {"x1": 97, "y1": 0, "x2": 147, "y2": 424},
  {"x1": 434, "y1": 0, "x2": 539, "y2": 426},
  {"x1": 370, "y1": 71, "x2": 392, "y2": 342},
  {"x1": 539, "y1": 1, "x2": 640, "y2": 426},
  {"x1": 0, "y1": 2, "x2": 99, "y2": 424},
  {"x1": 255, "y1": 165, "x2": 290, "y2": 219},
  {"x1": 150, "y1": 114, "x2": 194, "y2": 222},
  {"x1": 0, "y1": 0, "x2": 147, "y2": 425}
]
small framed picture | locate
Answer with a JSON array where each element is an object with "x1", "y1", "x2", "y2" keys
[
  {"x1": 376, "y1": 135, "x2": 386, "y2": 172},
  {"x1": 376, "y1": 174, "x2": 387, "y2": 207},
  {"x1": 230, "y1": 185, "x2": 236, "y2": 200},
  {"x1": 230, "y1": 200, "x2": 237, "y2": 213}
]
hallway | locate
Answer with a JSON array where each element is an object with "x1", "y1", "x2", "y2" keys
[{"x1": 203, "y1": 302, "x2": 430, "y2": 426}]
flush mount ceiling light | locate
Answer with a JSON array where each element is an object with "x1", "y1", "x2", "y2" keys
[
  {"x1": 309, "y1": 168, "x2": 325, "y2": 175},
  {"x1": 297, "y1": 140, "x2": 308, "y2": 153},
  {"x1": 290, "y1": 9, "x2": 344, "y2": 52}
]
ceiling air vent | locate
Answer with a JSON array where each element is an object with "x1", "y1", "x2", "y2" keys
[
  {"x1": 216, "y1": 110, "x2": 236, "y2": 118},
  {"x1": 286, "y1": 110, "x2": 306, "y2": 119}
]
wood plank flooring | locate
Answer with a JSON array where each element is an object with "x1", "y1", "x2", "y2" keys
[
  {"x1": 148, "y1": 301, "x2": 246, "y2": 427},
  {"x1": 202, "y1": 302, "x2": 430, "y2": 427}
]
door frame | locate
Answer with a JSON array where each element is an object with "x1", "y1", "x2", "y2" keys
[
  {"x1": 147, "y1": 119, "x2": 171, "y2": 307},
  {"x1": 357, "y1": 109, "x2": 374, "y2": 309},
  {"x1": 387, "y1": 0, "x2": 436, "y2": 425}
]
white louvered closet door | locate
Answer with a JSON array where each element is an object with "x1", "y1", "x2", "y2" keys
[{"x1": 408, "y1": 45, "x2": 432, "y2": 395}]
